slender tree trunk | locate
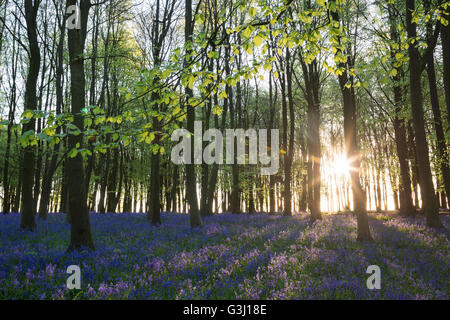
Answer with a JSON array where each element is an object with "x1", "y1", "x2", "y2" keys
[
  {"x1": 330, "y1": 7, "x2": 372, "y2": 241},
  {"x1": 38, "y1": 8, "x2": 66, "y2": 219},
  {"x1": 441, "y1": 3, "x2": 450, "y2": 128},
  {"x1": 2, "y1": 100, "x2": 14, "y2": 215},
  {"x1": 84, "y1": 4, "x2": 100, "y2": 197},
  {"x1": 185, "y1": 0, "x2": 202, "y2": 227},
  {"x1": 200, "y1": 59, "x2": 212, "y2": 217},
  {"x1": 230, "y1": 35, "x2": 241, "y2": 214},
  {"x1": 393, "y1": 104, "x2": 415, "y2": 215},
  {"x1": 98, "y1": 151, "x2": 109, "y2": 214},
  {"x1": 268, "y1": 73, "x2": 276, "y2": 213},
  {"x1": 13, "y1": 140, "x2": 23, "y2": 213},
  {"x1": 426, "y1": 55, "x2": 450, "y2": 206},
  {"x1": 406, "y1": 0, "x2": 442, "y2": 228},
  {"x1": 407, "y1": 122, "x2": 420, "y2": 208},
  {"x1": 60, "y1": 158, "x2": 68, "y2": 214},
  {"x1": 302, "y1": 59, "x2": 322, "y2": 221},
  {"x1": 149, "y1": 110, "x2": 162, "y2": 225},
  {"x1": 20, "y1": 0, "x2": 41, "y2": 231},
  {"x1": 170, "y1": 165, "x2": 178, "y2": 213},
  {"x1": 66, "y1": 0, "x2": 94, "y2": 250},
  {"x1": 2, "y1": 28, "x2": 18, "y2": 214},
  {"x1": 299, "y1": 130, "x2": 307, "y2": 212},
  {"x1": 207, "y1": 89, "x2": 227, "y2": 215},
  {"x1": 106, "y1": 149, "x2": 119, "y2": 213},
  {"x1": 283, "y1": 48, "x2": 295, "y2": 216},
  {"x1": 388, "y1": 9, "x2": 415, "y2": 216}
]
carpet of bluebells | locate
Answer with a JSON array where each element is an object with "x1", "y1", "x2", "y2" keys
[{"x1": 0, "y1": 212, "x2": 448, "y2": 300}]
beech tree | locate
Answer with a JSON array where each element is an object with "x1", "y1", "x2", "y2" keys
[
  {"x1": 66, "y1": 0, "x2": 94, "y2": 249},
  {"x1": 405, "y1": 0, "x2": 443, "y2": 228},
  {"x1": 20, "y1": 0, "x2": 41, "y2": 231}
]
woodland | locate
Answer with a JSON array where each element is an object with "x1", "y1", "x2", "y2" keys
[{"x1": 0, "y1": 0, "x2": 448, "y2": 300}]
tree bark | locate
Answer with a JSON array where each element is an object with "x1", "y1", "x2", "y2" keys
[
  {"x1": 148, "y1": 108, "x2": 162, "y2": 225},
  {"x1": 425, "y1": 52, "x2": 450, "y2": 207},
  {"x1": 301, "y1": 59, "x2": 322, "y2": 221},
  {"x1": 330, "y1": 6, "x2": 372, "y2": 240},
  {"x1": 441, "y1": 3, "x2": 450, "y2": 128},
  {"x1": 66, "y1": 0, "x2": 94, "y2": 250},
  {"x1": 185, "y1": 0, "x2": 202, "y2": 227},
  {"x1": 38, "y1": 5, "x2": 66, "y2": 219},
  {"x1": 2, "y1": 17, "x2": 19, "y2": 214},
  {"x1": 387, "y1": 7, "x2": 415, "y2": 216},
  {"x1": 405, "y1": 0, "x2": 442, "y2": 228},
  {"x1": 20, "y1": 0, "x2": 41, "y2": 231},
  {"x1": 283, "y1": 48, "x2": 295, "y2": 216}
]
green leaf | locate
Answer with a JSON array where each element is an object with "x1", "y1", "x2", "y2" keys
[
  {"x1": 253, "y1": 35, "x2": 263, "y2": 47},
  {"x1": 68, "y1": 148, "x2": 78, "y2": 158}
]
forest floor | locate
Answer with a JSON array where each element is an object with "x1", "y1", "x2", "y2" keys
[{"x1": 0, "y1": 212, "x2": 448, "y2": 299}]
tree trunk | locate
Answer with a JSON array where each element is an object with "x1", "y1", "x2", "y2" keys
[
  {"x1": 148, "y1": 113, "x2": 162, "y2": 225},
  {"x1": 106, "y1": 148, "x2": 119, "y2": 213},
  {"x1": 330, "y1": 7, "x2": 372, "y2": 240},
  {"x1": 185, "y1": 0, "x2": 202, "y2": 227},
  {"x1": 302, "y1": 59, "x2": 322, "y2": 221},
  {"x1": 426, "y1": 55, "x2": 450, "y2": 206},
  {"x1": 2, "y1": 31, "x2": 18, "y2": 214},
  {"x1": 387, "y1": 9, "x2": 415, "y2": 216},
  {"x1": 20, "y1": 0, "x2": 41, "y2": 231},
  {"x1": 13, "y1": 141, "x2": 23, "y2": 213},
  {"x1": 283, "y1": 48, "x2": 295, "y2": 216},
  {"x1": 66, "y1": 0, "x2": 94, "y2": 250},
  {"x1": 38, "y1": 8, "x2": 66, "y2": 219},
  {"x1": 268, "y1": 73, "x2": 276, "y2": 213},
  {"x1": 441, "y1": 3, "x2": 450, "y2": 128},
  {"x1": 405, "y1": 0, "x2": 442, "y2": 228},
  {"x1": 200, "y1": 62, "x2": 212, "y2": 217}
]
